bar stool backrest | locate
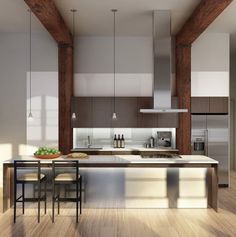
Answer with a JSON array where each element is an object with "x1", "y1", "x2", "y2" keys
[
  {"x1": 52, "y1": 160, "x2": 79, "y2": 182},
  {"x1": 14, "y1": 160, "x2": 41, "y2": 182}
]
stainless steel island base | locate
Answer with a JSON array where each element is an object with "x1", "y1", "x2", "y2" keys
[{"x1": 2, "y1": 155, "x2": 218, "y2": 212}]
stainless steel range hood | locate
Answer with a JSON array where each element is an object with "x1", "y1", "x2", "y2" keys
[{"x1": 140, "y1": 10, "x2": 187, "y2": 113}]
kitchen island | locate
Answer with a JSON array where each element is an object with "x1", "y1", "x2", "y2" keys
[{"x1": 2, "y1": 155, "x2": 218, "y2": 212}]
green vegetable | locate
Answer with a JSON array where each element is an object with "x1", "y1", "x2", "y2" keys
[{"x1": 34, "y1": 146, "x2": 60, "y2": 156}]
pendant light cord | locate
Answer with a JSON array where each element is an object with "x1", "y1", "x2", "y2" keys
[
  {"x1": 29, "y1": 9, "x2": 32, "y2": 115},
  {"x1": 71, "y1": 9, "x2": 77, "y2": 120},
  {"x1": 112, "y1": 9, "x2": 117, "y2": 113}
]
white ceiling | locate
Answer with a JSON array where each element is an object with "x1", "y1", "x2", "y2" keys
[
  {"x1": 1, "y1": 0, "x2": 236, "y2": 51},
  {"x1": 54, "y1": 0, "x2": 201, "y2": 36}
]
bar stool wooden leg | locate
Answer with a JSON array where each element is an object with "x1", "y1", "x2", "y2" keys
[
  {"x1": 38, "y1": 182, "x2": 41, "y2": 223},
  {"x1": 76, "y1": 181, "x2": 79, "y2": 223},
  {"x1": 22, "y1": 183, "x2": 25, "y2": 214},
  {"x1": 14, "y1": 183, "x2": 17, "y2": 223},
  {"x1": 84, "y1": 179, "x2": 86, "y2": 203},
  {"x1": 80, "y1": 177, "x2": 82, "y2": 215},
  {"x1": 58, "y1": 186, "x2": 60, "y2": 215},
  {"x1": 64, "y1": 184, "x2": 67, "y2": 198},
  {"x1": 52, "y1": 182, "x2": 55, "y2": 223},
  {"x1": 44, "y1": 181, "x2": 47, "y2": 214},
  {"x1": 33, "y1": 184, "x2": 36, "y2": 199}
]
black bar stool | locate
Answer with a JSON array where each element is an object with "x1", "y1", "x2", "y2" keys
[
  {"x1": 52, "y1": 160, "x2": 82, "y2": 223},
  {"x1": 13, "y1": 160, "x2": 47, "y2": 223}
]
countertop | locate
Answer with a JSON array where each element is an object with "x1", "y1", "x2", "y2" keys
[
  {"x1": 71, "y1": 147, "x2": 179, "y2": 152},
  {"x1": 3, "y1": 155, "x2": 218, "y2": 165}
]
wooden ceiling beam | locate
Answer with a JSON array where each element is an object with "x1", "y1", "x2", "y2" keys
[
  {"x1": 176, "y1": 0, "x2": 232, "y2": 46},
  {"x1": 24, "y1": 0, "x2": 73, "y2": 45},
  {"x1": 175, "y1": 0, "x2": 232, "y2": 154}
]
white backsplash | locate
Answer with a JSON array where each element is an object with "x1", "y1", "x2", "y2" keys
[{"x1": 73, "y1": 128, "x2": 176, "y2": 148}]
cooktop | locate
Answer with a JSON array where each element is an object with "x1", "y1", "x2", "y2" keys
[{"x1": 141, "y1": 153, "x2": 181, "y2": 159}]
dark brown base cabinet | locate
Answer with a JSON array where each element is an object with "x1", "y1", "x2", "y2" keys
[
  {"x1": 72, "y1": 97, "x2": 179, "y2": 128},
  {"x1": 191, "y1": 97, "x2": 228, "y2": 114}
]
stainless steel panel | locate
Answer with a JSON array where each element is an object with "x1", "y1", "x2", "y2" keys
[
  {"x1": 191, "y1": 115, "x2": 207, "y2": 155},
  {"x1": 205, "y1": 129, "x2": 208, "y2": 156},
  {"x1": 192, "y1": 115, "x2": 207, "y2": 130},
  {"x1": 81, "y1": 168, "x2": 207, "y2": 208},
  {"x1": 191, "y1": 115, "x2": 229, "y2": 185},
  {"x1": 140, "y1": 10, "x2": 187, "y2": 113},
  {"x1": 153, "y1": 10, "x2": 171, "y2": 109},
  {"x1": 207, "y1": 115, "x2": 229, "y2": 185}
]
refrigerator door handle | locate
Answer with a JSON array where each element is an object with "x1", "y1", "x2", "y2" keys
[{"x1": 204, "y1": 129, "x2": 208, "y2": 156}]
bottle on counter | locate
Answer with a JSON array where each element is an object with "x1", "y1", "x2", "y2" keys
[
  {"x1": 121, "y1": 134, "x2": 125, "y2": 148},
  {"x1": 149, "y1": 136, "x2": 155, "y2": 148},
  {"x1": 113, "y1": 134, "x2": 118, "y2": 148},
  {"x1": 117, "y1": 134, "x2": 121, "y2": 148}
]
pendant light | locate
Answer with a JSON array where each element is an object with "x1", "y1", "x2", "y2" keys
[
  {"x1": 71, "y1": 9, "x2": 77, "y2": 120},
  {"x1": 28, "y1": 9, "x2": 33, "y2": 121},
  {"x1": 112, "y1": 9, "x2": 118, "y2": 120}
]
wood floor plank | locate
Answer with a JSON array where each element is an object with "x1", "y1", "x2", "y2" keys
[{"x1": 1, "y1": 172, "x2": 236, "y2": 237}]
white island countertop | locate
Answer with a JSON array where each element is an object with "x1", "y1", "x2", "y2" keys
[
  {"x1": 71, "y1": 147, "x2": 179, "y2": 152},
  {"x1": 3, "y1": 155, "x2": 218, "y2": 166},
  {"x1": 76, "y1": 155, "x2": 218, "y2": 164}
]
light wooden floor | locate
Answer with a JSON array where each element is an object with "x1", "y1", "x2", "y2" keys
[{"x1": 1, "y1": 173, "x2": 236, "y2": 237}]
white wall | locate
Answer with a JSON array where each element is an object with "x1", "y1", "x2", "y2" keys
[
  {"x1": 0, "y1": 32, "x2": 57, "y2": 162},
  {"x1": 191, "y1": 33, "x2": 230, "y2": 97},
  {"x1": 75, "y1": 36, "x2": 153, "y2": 73},
  {"x1": 74, "y1": 36, "x2": 154, "y2": 97},
  {"x1": 26, "y1": 72, "x2": 58, "y2": 152},
  {"x1": 26, "y1": 34, "x2": 58, "y2": 154},
  {"x1": 0, "y1": 33, "x2": 27, "y2": 163}
]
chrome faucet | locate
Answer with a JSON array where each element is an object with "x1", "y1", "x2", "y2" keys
[{"x1": 87, "y1": 136, "x2": 91, "y2": 148}]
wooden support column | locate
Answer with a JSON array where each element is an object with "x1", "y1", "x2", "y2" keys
[
  {"x1": 58, "y1": 44, "x2": 73, "y2": 154},
  {"x1": 176, "y1": 45, "x2": 191, "y2": 154},
  {"x1": 175, "y1": 0, "x2": 232, "y2": 154}
]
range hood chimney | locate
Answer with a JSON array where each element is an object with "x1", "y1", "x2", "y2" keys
[{"x1": 140, "y1": 10, "x2": 187, "y2": 113}]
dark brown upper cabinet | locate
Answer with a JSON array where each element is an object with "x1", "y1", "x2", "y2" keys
[
  {"x1": 72, "y1": 97, "x2": 93, "y2": 127},
  {"x1": 191, "y1": 97, "x2": 209, "y2": 114},
  {"x1": 157, "y1": 97, "x2": 179, "y2": 128},
  {"x1": 191, "y1": 97, "x2": 228, "y2": 114},
  {"x1": 209, "y1": 97, "x2": 228, "y2": 114},
  {"x1": 137, "y1": 97, "x2": 178, "y2": 128},
  {"x1": 72, "y1": 97, "x2": 179, "y2": 128},
  {"x1": 111, "y1": 98, "x2": 138, "y2": 128},
  {"x1": 92, "y1": 97, "x2": 112, "y2": 127},
  {"x1": 137, "y1": 97, "x2": 157, "y2": 127}
]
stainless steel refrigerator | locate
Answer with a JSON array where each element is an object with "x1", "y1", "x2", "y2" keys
[{"x1": 191, "y1": 115, "x2": 229, "y2": 186}]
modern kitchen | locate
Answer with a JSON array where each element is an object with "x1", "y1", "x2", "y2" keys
[{"x1": 0, "y1": 0, "x2": 236, "y2": 236}]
